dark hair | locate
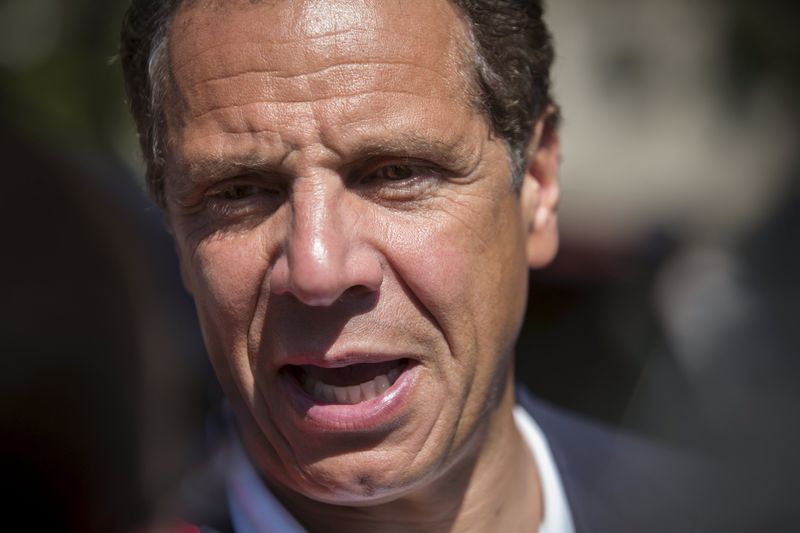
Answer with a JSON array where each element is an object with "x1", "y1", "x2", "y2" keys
[{"x1": 120, "y1": 0, "x2": 556, "y2": 206}]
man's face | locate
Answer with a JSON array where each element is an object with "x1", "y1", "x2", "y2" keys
[{"x1": 164, "y1": 0, "x2": 557, "y2": 503}]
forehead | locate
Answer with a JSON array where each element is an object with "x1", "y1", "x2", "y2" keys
[
  {"x1": 163, "y1": 0, "x2": 488, "y2": 188},
  {"x1": 168, "y1": 0, "x2": 471, "y2": 102}
]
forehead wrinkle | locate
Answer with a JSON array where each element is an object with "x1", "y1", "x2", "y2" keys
[
  {"x1": 171, "y1": 0, "x2": 377, "y2": 52},
  {"x1": 186, "y1": 90, "x2": 459, "y2": 126},
  {"x1": 165, "y1": 0, "x2": 479, "y2": 135},
  {"x1": 182, "y1": 128, "x2": 475, "y2": 171},
  {"x1": 168, "y1": 29, "x2": 377, "y2": 81},
  {"x1": 168, "y1": 35, "x2": 465, "y2": 127},
  {"x1": 192, "y1": 59, "x2": 452, "y2": 90},
  {"x1": 168, "y1": 2, "x2": 380, "y2": 76},
  {"x1": 169, "y1": 1, "x2": 468, "y2": 87},
  {"x1": 164, "y1": 0, "x2": 491, "y2": 187},
  {"x1": 172, "y1": 45, "x2": 463, "y2": 119}
]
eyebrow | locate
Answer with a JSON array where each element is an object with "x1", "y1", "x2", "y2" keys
[
  {"x1": 173, "y1": 131, "x2": 479, "y2": 189},
  {"x1": 351, "y1": 133, "x2": 477, "y2": 173},
  {"x1": 180, "y1": 151, "x2": 282, "y2": 185}
]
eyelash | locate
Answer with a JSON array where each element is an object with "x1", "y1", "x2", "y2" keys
[
  {"x1": 204, "y1": 183, "x2": 283, "y2": 218},
  {"x1": 372, "y1": 162, "x2": 439, "y2": 180},
  {"x1": 359, "y1": 163, "x2": 442, "y2": 199}
]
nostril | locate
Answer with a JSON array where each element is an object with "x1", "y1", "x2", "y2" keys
[
  {"x1": 285, "y1": 284, "x2": 380, "y2": 309},
  {"x1": 339, "y1": 284, "x2": 381, "y2": 311},
  {"x1": 343, "y1": 284, "x2": 379, "y2": 299}
]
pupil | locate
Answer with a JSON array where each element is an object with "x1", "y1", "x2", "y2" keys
[
  {"x1": 226, "y1": 186, "x2": 248, "y2": 199},
  {"x1": 388, "y1": 166, "x2": 412, "y2": 180}
]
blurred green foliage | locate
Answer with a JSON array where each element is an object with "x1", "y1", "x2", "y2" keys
[{"x1": 0, "y1": 0, "x2": 138, "y2": 175}]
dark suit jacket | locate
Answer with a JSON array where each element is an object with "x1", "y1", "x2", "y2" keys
[
  {"x1": 185, "y1": 387, "x2": 705, "y2": 532},
  {"x1": 517, "y1": 387, "x2": 705, "y2": 532}
]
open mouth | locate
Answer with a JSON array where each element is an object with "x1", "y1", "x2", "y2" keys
[{"x1": 284, "y1": 359, "x2": 411, "y2": 405}]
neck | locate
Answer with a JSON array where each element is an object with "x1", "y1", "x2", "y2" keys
[{"x1": 273, "y1": 377, "x2": 542, "y2": 533}]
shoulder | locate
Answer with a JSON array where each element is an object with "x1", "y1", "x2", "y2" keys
[{"x1": 517, "y1": 386, "x2": 707, "y2": 533}]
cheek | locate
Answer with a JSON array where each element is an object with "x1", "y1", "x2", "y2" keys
[
  {"x1": 384, "y1": 195, "x2": 529, "y2": 362},
  {"x1": 182, "y1": 232, "x2": 271, "y2": 355}
]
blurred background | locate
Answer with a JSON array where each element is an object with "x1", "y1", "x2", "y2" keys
[{"x1": 0, "y1": 0, "x2": 797, "y2": 530}]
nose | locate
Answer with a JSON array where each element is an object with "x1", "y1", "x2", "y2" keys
[{"x1": 270, "y1": 179, "x2": 383, "y2": 306}]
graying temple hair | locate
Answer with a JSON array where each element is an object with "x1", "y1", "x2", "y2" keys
[{"x1": 120, "y1": 0, "x2": 556, "y2": 206}]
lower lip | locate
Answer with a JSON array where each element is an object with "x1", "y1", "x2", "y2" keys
[{"x1": 279, "y1": 362, "x2": 420, "y2": 431}]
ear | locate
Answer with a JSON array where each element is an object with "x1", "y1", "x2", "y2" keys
[{"x1": 519, "y1": 107, "x2": 560, "y2": 269}]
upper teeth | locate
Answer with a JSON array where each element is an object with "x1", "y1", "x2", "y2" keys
[{"x1": 303, "y1": 367, "x2": 402, "y2": 405}]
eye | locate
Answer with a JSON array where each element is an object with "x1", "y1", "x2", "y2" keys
[
  {"x1": 365, "y1": 162, "x2": 443, "y2": 185},
  {"x1": 376, "y1": 164, "x2": 418, "y2": 181},
  {"x1": 356, "y1": 162, "x2": 444, "y2": 203},
  {"x1": 210, "y1": 184, "x2": 262, "y2": 201},
  {"x1": 204, "y1": 182, "x2": 283, "y2": 218}
]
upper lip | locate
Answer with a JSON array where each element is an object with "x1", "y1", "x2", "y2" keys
[{"x1": 278, "y1": 352, "x2": 415, "y2": 369}]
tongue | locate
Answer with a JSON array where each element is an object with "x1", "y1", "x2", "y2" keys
[{"x1": 303, "y1": 360, "x2": 403, "y2": 387}]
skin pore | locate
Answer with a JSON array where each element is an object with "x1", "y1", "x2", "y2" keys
[{"x1": 162, "y1": 0, "x2": 560, "y2": 531}]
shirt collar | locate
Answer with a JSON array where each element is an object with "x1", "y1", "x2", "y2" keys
[{"x1": 226, "y1": 406, "x2": 575, "y2": 532}]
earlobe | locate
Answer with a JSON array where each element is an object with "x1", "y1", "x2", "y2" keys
[{"x1": 521, "y1": 107, "x2": 561, "y2": 269}]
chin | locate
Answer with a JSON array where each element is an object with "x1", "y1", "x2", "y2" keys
[
  {"x1": 262, "y1": 467, "x2": 417, "y2": 510},
  {"x1": 286, "y1": 451, "x2": 432, "y2": 506}
]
